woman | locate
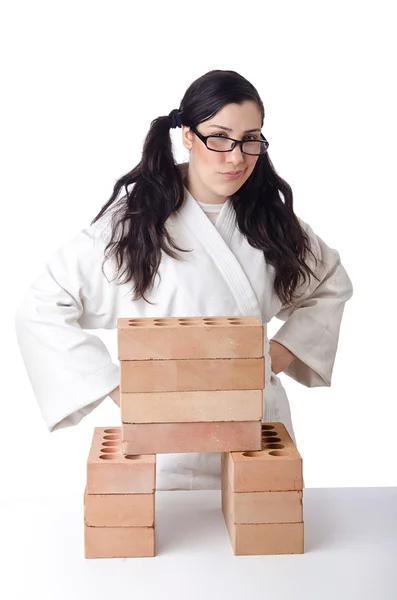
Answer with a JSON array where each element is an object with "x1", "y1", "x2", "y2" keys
[{"x1": 14, "y1": 69, "x2": 353, "y2": 490}]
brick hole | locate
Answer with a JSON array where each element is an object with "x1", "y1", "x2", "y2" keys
[
  {"x1": 127, "y1": 321, "x2": 146, "y2": 326},
  {"x1": 153, "y1": 318, "x2": 171, "y2": 322},
  {"x1": 178, "y1": 317, "x2": 201, "y2": 321},
  {"x1": 262, "y1": 425, "x2": 275, "y2": 430},
  {"x1": 242, "y1": 451, "x2": 266, "y2": 457},
  {"x1": 268, "y1": 450, "x2": 290, "y2": 457},
  {"x1": 202, "y1": 317, "x2": 224, "y2": 320},
  {"x1": 203, "y1": 318, "x2": 229, "y2": 325},
  {"x1": 101, "y1": 441, "x2": 119, "y2": 447},
  {"x1": 124, "y1": 455, "x2": 143, "y2": 460},
  {"x1": 228, "y1": 319, "x2": 243, "y2": 325},
  {"x1": 262, "y1": 431, "x2": 279, "y2": 437},
  {"x1": 153, "y1": 319, "x2": 174, "y2": 325},
  {"x1": 103, "y1": 434, "x2": 121, "y2": 441},
  {"x1": 261, "y1": 437, "x2": 281, "y2": 443},
  {"x1": 100, "y1": 447, "x2": 119, "y2": 453},
  {"x1": 178, "y1": 319, "x2": 202, "y2": 326},
  {"x1": 99, "y1": 454, "x2": 117, "y2": 460},
  {"x1": 263, "y1": 443, "x2": 285, "y2": 450}
]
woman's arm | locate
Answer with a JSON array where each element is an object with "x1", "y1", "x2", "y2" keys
[
  {"x1": 14, "y1": 223, "x2": 120, "y2": 431},
  {"x1": 270, "y1": 218, "x2": 353, "y2": 387}
]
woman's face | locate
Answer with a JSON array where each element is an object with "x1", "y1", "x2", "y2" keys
[{"x1": 182, "y1": 100, "x2": 263, "y2": 203}]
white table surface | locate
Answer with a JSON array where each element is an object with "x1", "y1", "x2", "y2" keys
[{"x1": 1, "y1": 487, "x2": 396, "y2": 600}]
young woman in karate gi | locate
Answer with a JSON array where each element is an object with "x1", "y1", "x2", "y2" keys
[{"x1": 15, "y1": 69, "x2": 353, "y2": 490}]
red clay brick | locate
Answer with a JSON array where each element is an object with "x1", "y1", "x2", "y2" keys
[
  {"x1": 84, "y1": 489, "x2": 154, "y2": 527},
  {"x1": 84, "y1": 524, "x2": 155, "y2": 558},
  {"x1": 122, "y1": 421, "x2": 262, "y2": 454},
  {"x1": 222, "y1": 422, "x2": 303, "y2": 492},
  {"x1": 120, "y1": 357, "x2": 265, "y2": 393},
  {"x1": 120, "y1": 389, "x2": 263, "y2": 423},
  {"x1": 221, "y1": 472, "x2": 302, "y2": 523},
  {"x1": 86, "y1": 427, "x2": 156, "y2": 494},
  {"x1": 117, "y1": 316, "x2": 264, "y2": 360}
]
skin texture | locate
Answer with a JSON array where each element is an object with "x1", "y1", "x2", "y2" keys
[
  {"x1": 109, "y1": 102, "x2": 296, "y2": 407},
  {"x1": 181, "y1": 101, "x2": 262, "y2": 205}
]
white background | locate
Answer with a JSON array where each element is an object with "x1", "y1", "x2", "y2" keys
[{"x1": 1, "y1": 0, "x2": 396, "y2": 498}]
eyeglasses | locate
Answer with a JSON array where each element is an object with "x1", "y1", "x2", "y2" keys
[{"x1": 190, "y1": 127, "x2": 269, "y2": 156}]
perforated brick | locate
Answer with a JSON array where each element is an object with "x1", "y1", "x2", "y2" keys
[
  {"x1": 117, "y1": 316, "x2": 265, "y2": 360},
  {"x1": 222, "y1": 422, "x2": 303, "y2": 492},
  {"x1": 122, "y1": 420, "x2": 262, "y2": 454},
  {"x1": 120, "y1": 357, "x2": 265, "y2": 393},
  {"x1": 86, "y1": 427, "x2": 156, "y2": 494},
  {"x1": 120, "y1": 389, "x2": 263, "y2": 423},
  {"x1": 84, "y1": 524, "x2": 155, "y2": 558},
  {"x1": 84, "y1": 489, "x2": 155, "y2": 527}
]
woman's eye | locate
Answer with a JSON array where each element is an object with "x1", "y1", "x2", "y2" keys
[{"x1": 212, "y1": 133, "x2": 258, "y2": 140}]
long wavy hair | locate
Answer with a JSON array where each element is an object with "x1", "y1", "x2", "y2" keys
[{"x1": 92, "y1": 69, "x2": 323, "y2": 306}]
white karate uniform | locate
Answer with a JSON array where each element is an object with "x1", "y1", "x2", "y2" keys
[{"x1": 14, "y1": 161, "x2": 353, "y2": 490}]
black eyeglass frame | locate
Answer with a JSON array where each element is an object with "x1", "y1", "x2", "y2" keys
[{"x1": 190, "y1": 127, "x2": 269, "y2": 156}]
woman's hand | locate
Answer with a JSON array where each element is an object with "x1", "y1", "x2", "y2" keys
[
  {"x1": 269, "y1": 340, "x2": 297, "y2": 375},
  {"x1": 109, "y1": 386, "x2": 120, "y2": 407}
]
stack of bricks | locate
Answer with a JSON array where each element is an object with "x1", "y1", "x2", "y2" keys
[
  {"x1": 83, "y1": 315, "x2": 304, "y2": 558},
  {"x1": 118, "y1": 316, "x2": 265, "y2": 456},
  {"x1": 84, "y1": 427, "x2": 156, "y2": 558},
  {"x1": 221, "y1": 422, "x2": 304, "y2": 555}
]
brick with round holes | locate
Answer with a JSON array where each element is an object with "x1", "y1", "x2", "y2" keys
[
  {"x1": 222, "y1": 422, "x2": 303, "y2": 492},
  {"x1": 86, "y1": 427, "x2": 156, "y2": 494},
  {"x1": 117, "y1": 316, "x2": 265, "y2": 360}
]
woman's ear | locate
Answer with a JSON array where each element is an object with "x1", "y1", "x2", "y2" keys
[{"x1": 181, "y1": 125, "x2": 193, "y2": 151}]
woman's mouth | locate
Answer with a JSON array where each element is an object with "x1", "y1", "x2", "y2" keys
[{"x1": 220, "y1": 170, "x2": 244, "y2": 180}]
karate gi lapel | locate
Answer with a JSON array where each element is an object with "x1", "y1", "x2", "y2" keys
[{"x1": 178, "y1": 185, "x2": 262, "y2": 321}]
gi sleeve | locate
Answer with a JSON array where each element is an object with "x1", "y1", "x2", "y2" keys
[
  {"x1": 14, "y1": 219, "x2": 121, "y2": 432},
  {"x1": 270, "y1": 218, "x2": 353, "y2": 387}
]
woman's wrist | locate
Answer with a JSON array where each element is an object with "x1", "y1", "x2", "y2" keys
[
  {"x1": 109, "y1": 386, "x2": 120, "y2": 407},
  {"x1": 269, "y1": 340, "x2": 297, "y2": 375}
]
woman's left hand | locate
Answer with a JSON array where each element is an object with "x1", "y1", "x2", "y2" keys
[{"x1": 269, "y1": 340, "x2": 297, "y2": 375}]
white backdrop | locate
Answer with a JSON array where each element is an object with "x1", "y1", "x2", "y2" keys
[{"x1": 2, "y1": 0, "x2": 396, "y2": 498}]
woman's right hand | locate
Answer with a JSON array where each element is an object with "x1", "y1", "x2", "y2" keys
[{"x1": 109, "y1": 386, "x2": 120, "y2": 407}]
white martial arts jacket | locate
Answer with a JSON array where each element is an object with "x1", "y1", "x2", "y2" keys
[{"x1": 14, "y1": 161, "x2": 353, "y2": 490}]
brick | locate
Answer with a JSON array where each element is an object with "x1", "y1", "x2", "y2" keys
[
  {"x1": 122, "y1": 421, "x2": 262, "y2": 454},
  {"x1": 84, "y1": 524, "x2": 155, "y2": 558},
  {"x1": 117, "y1": 316, "x2": 265, "y2": 360},
  {"x1": 222, "y1": 422, "x2": 303, "y2": 492},
  {"x1": 120, "y1": 389, "x2": 263, "y2": 423},
  {"x1": 86, "y1": 427, "x2": 156, "y2": 494},
  {"x1": 84, "y1": 489, "x2": 154, "y2": 527},
  {"x1": 222, "y1": 473, "x2": 302, "y2": 523},
  {"x1": 119, "y1": 357, "x2": 265, "y2": 393},
  {"x1": 225, "y1": 520, "x2": 304, "y2": 555}
]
